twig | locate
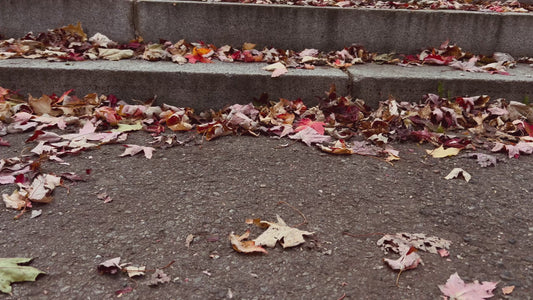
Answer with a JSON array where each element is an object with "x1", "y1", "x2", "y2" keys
[
  {"x1": 277, "y1": 201, "x2": 307, "y2": 227},
  {"x1": 337, "y1": 293, "x2": 346, "y2": 300}
]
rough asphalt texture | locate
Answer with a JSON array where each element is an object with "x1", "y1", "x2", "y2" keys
[{"x1": 1, "y1": 132, "x2": 532, "y2": 299}]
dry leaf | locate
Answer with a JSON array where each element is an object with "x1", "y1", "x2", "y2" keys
[
  {"x1": 252, "y1": 215, "x2": 314, "y2": 248},
  {"x1": 439, "y1": 272, "x2": 497, "y2": 300},
  {"x1": 263, "y1": 62, "x2": 288, "y2": 78},
  {"x1": 148, "y1": 269, "x2": 170, "y2": 286},
  {"x1": 123, "y1": 266, "x2": 145, "y2": 278},
  {"x1": 501, "y1": 285, "x2": 515, "y2": 295},
  {"x1": 229, "y1": 230, "x2": 267, "y2": 254},
  {"x1": 2, "y1": 190, "x2": 26, "y2": 210},
  {"x1": 377, "y1": 233, "x2": 451, "y2": 254},
  {"x1": 97, "y1": 257, "x2": 121, "y2": 274},
  {"x1": 427, "y1": 145, "x2": 461, "y2": 158},
  {"x1": 445, "y1": 168, "x2": 472, "y2": 182},
  {"x1": 185, "y1": 234, "x2": 194, "y2": 248},
  {"x1": 383, "y1": 247, "x2": 422, "y2": 271}
]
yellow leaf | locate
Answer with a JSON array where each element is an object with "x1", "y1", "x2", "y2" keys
[
  {"x1": 426, "y1": 145, "x2": 461, "y2": 158},
  {"x1": 112, "y1": 122, "x2": 143, "y2": 133},
  {"x1": 242, "y1": 42, "x2": 256, "y2": 50}
]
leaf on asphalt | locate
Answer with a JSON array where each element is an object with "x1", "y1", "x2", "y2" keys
[
  {"x1": 25, "y1": 174, "x2": 62, "y2": 203},
  {"x1": 383, "y1": 246, "x2": 422, "y2": 271},
  {"x1": 123, "y1": 266, "x2": 146, "y2": 278},
  {"x1": 0, "y1": 257, "x2": 45, "y2": 295},
  {"x1": 251, "y1": 215, "x2": 314, "y2": 248},
  {"x1": 289, "y1": 126, "x2": 332, "y2": 146},
  {"x1": 444, "y1": 168, "x2": 472, "y2": 182},
  {"x1": 120, "y1": 144, "x2": 155, "y2": 159},
  {"x1": 377, "y1": 232, "x2": 451, "y2": 255},
  {"x1": 97, "y1": 257, "x2": 121, "y2": 275},
  {"x1": 97, "y1": 192, "x2": 112, "y2": 203},
  {"x1": 112, "y1": 122, "x2": 143, "y2": 133},
  {"x1": 492, "y1": 141, "x2": 533, "y2": 158},
  {"x1": 426, "y1": 145, "x2": 461, "y2": 158},
  {"x1": 185, "y1": 234, "x2": 194, "y2": 248},
  {"x1": 229, "y1": 230, "x2": 268, "y2": 254},
  {"x1": 501, "y1": 285, "x2": 515, "y2": 295},
  {"x1": 465, "y1": 153, "x2": 497, "y2": 167},
  {"x1": 148, "y1": 269, "x2": 171, "y2": 286},
  {"x1": 2, "y1": 190, "x2": 26, "y2": 210},
  {"x1": 438, "y1": 272, "x2": 497, "y2": 300}
]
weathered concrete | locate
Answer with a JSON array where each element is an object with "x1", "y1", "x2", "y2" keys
[
  {"x1": 1, "y1": 59, "x2": 531, "y2": 109},
  {"x1": 349, "y1": 64, "x2": 533, "y2": 104},
  {"x1": 0, "y1": 59, "x2": 348, "y2": 110},
  {"x1": 1, "y1": 0, "x2": 532, "y2": 56},
  {"x1": 0, "y1": 0, "x2": 135, "y2": 42},
  {"x1": 137, "y1": 1, "x2": 533, "y2": 56}
]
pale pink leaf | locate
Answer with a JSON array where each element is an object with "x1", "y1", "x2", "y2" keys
[
  {"x1": 438, "y1": 272, "x2": 497, "y2": 300},
  {"x1": 120, "y1": 144, "x2": 155, "y2": 159},
  {"x1": 288, "y1": 127, "x2": 332, "y2": 146}
]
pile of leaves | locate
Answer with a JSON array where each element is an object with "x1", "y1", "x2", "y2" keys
[
  {"x1": 206, "y1": 0, "x2": 532, "y2": 12},
  {"x1": 2, "y1": 83, "x2": 533, "y2": 214},
  {"x1": 0, "y1": 23, "x2": 529, "y2": 76}
]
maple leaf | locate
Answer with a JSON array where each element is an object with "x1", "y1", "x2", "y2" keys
[
  {"x1": 0, "y1": 258, "x2": 45, "y2": 295},
  {"x1": 383, "y1": 246, "x2": 422, "y2": 271},
  {"x1": 449, "y1": 57, "x2": 484, "y2": 73},
  {"x1": 2, "y1": 190, "x2": 26, "y2": 210},
  {"x1": 120, "y1": 144, "x2": 155, "y2": 159},
  {"x1": 445, "y1": 168, "x2": 472, "y2": 182},
  {"x1": 263, "y1": 62, "x2": 288, "y2": 78},
  {"x1": 465, "y1": 153, "x2": 497, "y2": 167},
  {"x1": 97, "y1": 257, "x2": 121, "y2": 275},
  {"x1": 427, "y1": 145, "x2": 461, "y2": 158},
  {"x1": 438, "y1": 272, "x2": 497, "y2": 300},
  {"x1": 251, "y1": 215, "x2": 314, "y2": 248},
  {"x1": 377, "y1": 233, "x2": 451, "y2": 255},
  {"x1": 294, "y1": 118, "x2": 325, "y2": 135},
  {"x1": 492, "y1": 141, "x2": 533, "y2": 158},
  {"x1": 24, "y1": 174, "x2": 62, "y2": 203},
  {"x1": 229, "y1": 230, "x2": 268, "y2": 254},
  {"x1": 148, "y1": 269, "x2": 171, "y2": 286},
  {"x1": 288, "y1": 127, "x2": 332, "y2": 146}
]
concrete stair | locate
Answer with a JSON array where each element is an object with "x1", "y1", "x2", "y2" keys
[{"x1": 1, "y1": 0, "x2": 532, "y2": 109}]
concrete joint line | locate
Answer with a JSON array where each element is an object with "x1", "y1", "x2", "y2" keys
[{"x1": 132, "y1": 0, "x2": 140, "y2": 38}]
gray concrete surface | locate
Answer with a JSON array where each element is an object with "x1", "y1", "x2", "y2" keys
[
  {"x1": 348, "y1": 64, "x2": 533, "y2": 104},
  {"x1": 0, "y1": 59, "x2": 348, "y2": 110},
  {"x1": 1, "y1": 59, "x2": 531, "y2": 110},
  {"x1": 137, "y1": 1, "x2": 533, "y2": 56},
  {"x1": 1, "y1": 0, "x2": 532, "y2": 56},
  {"x1": 0, "y1": 0, "x2": 135, "y2": 43}
]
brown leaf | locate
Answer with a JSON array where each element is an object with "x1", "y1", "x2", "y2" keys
[{"x1": 229, "y1": 230, "x2": 267, "y2": 254}]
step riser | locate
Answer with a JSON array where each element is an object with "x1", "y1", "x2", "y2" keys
[
  {"x1": 1, "y1": 1, "x2": 532, "y2": 57},
  {"x1": 1, "y1": 60, "x2": 531, "y2": 109}
]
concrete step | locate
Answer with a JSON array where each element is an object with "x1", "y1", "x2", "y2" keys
[
  {"x1": 1, "y1": 0, "x2": 533, "y2": 57},
  {"x1": 1, "y1": 59, "x2": 531, "y2": 110}
]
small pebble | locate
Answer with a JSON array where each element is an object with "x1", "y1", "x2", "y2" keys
[
  {"x1": 500, "y1": 271, "x2": 514, "y2": 281},
  {"x1": 508, "y1": 239, "x2": 516, "y2": 245}
]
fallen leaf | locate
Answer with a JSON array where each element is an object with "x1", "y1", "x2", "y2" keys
[
  {"x1": 97, "y1": 257, "x2": 121, "y2": 275},
  {"x1": 501, "y1": 285, "x2": 514, "y2": 295},
  {"x1": 98, "y1": 48, "x2": 133, "y2": 61},
  {"x1": 438, "y1": 272, "x2": 497, "y2": 300},
  {"x1": 123, "y1": 266, "x2": 145, "y2": 278},
  {"x1": 252, "y1": 215, "x2": 314, "y2": 248},
  {"x1": 148, "y1": 269, "x2": 171, "y2": 286},
  {"x1": 120, "y1": 144, "x2": 155, "y2": 159},
  {"x1": 445, "y1": 168, "x2": 472, "y2": 182},
  {"x1": 288, "y1": 127, "x2": 332, "y2": 146},
  {"x1": 427, "y1": 145, "x2": 461, "y2": 158},
  {"x1": 2, "y1": 190, "x2": 26, "y2": 210},
  {"x1": 377, "y1": 233, "x2": 451, "y2": 254},
  {"x1": 185, "y1": 234, "x2": 194, "y2": 248},
  {"x1": 438, "y1": 249, "x2": 450, "y2": 257},
  {"x1": 0, "y1": 258, "x2": 45, "y2": 295},
  {"x1": 229, "y1": 230, "x2": 268, "y2": 254},
  {"x1": 465, "y1": 153, "x2": 497, "y2": 167},
  {"x1": 294, "y1": 118, "x2": 325, "y2": 135},
  {"x1": 263, "y1": 62, "x2": 288, "y2": 78},
  {"x1": 383, "y1": 247, "x2": 422, "y2": 271}
]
